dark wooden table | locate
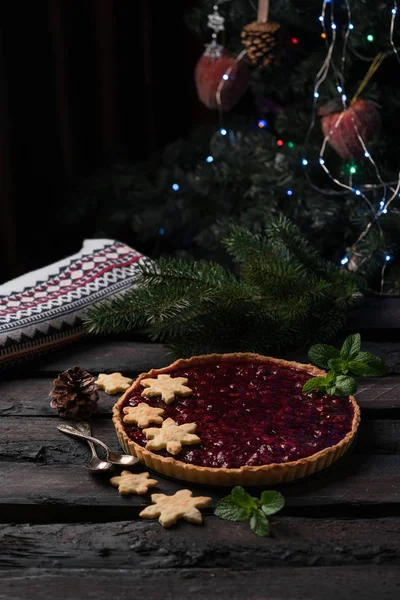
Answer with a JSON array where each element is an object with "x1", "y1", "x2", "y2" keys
[{"x1": 1, "y1": 303, "x2": 400, "y2": 599}]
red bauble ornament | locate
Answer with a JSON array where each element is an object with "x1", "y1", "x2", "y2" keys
[
  {"x1": 195, "y1": 45, "x2": 250, "y2": 111},
  {"x1": 319, "y1": 99, "x2": 381, "y2": 159}
]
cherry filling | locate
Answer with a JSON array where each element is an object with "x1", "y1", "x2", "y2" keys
[{"x1": 121, "y1": 361, "x2": 354, "y2": 469}]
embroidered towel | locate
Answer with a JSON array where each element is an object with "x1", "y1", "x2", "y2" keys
[{"x1": 0, "y1": 239, "x2": 149, "y2": 370}]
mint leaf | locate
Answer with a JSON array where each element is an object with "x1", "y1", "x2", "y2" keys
[
  {"x1": 250, "y1": 509, "x2": 270, "y2": 537},
  {"x1": 328, "y1": 358, "x2": 348, "y2": 374},
  {"x1": 333, "y1": 375, "x2": 358, "y2": 396},
  {"x1": 348, "y1": 352, "x2": 388, "y2": 377},
  {"x1": 215, "y1": 496, "x2": 251, "y2": 521},
  {"x1": 231, "y1": 486, "x2": 258, "y2": 510},
  {"x1": 260, "y1": 490, "x2": 285, "y2": 516},
  {"x1": 302, "y1": 376, "x2": 328, "y2": 393},
  {"x1": 308, "y1": 344, "x2": 340, "y2": 369},
  {"x1": 340, "y1": 334, "x2": 361, "y2": 362},
  {"x1": 325, "y1": 369, "x2": 337, "y2": 384}
]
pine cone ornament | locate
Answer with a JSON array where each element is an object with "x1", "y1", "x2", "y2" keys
[
  {"x1": 319, "y1": 99, "x2": 381, "y2": 159},
  {"x1": 241, "y1": 21, "x2": 281, "y2": 67},
  {"x1": 195, "y1": 45, "x2": 249, "y2": 111},
  {"x1": 49, "y1": 366, "x2": 99, "y2": 420}
]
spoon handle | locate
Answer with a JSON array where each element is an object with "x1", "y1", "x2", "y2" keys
[{"x1": 57, "y1": 424, "x2": 111, "y2": 453}]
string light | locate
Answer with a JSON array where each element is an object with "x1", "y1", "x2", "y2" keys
[
  {"x1": 258, "y1": 119, "x2": 267, "y2": 128},
  {"x1": 349, "y1": 165, "x2": 357, "y2": 174},
  {"x1": 277, "y1": 139, "x2": 284, "y2": 146},
  {"x1": 288, "y1": 141, "x2": 295, "y2": 148},
  {"x1": 222, "y1": 73, "x2": 229, "y2": 80},
  {"x1": 341, "y1": 256, "x2": 349, "y2": 265},
  {"x1": 390, "y1": 1, "x2": 400, "y2": 64},
  {"x1": 386, "y1": 255, "x2": 392, "y2": 261},
  {"x1": 159, "y1": 228, "x2": 165, "y2": 235},
  {"x1": 301, "y1": 0, "x2": 400, "y2": 275},
  {"x1": 172, "y1": 183, "x2": 180, "y2": 191},
  {"x1": 291, "y1": 37, "x2": 299, "y2": 45},
  {"x1": 206, "y1": 155, "x2": 214, "y2": 163},
  {"x1": 220, "y1": 128, "x2": 227, "y2": 136},
  {"x1": 286, "y1": 189, "x2": 293, "y2": 196}
]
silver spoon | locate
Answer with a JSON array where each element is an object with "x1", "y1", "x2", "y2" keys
[
  {"x1": 57, "y1": 423, "x2": 139, "y2": 467},
  {"x1": 74, "y1": 421, "x2": 112, "y2": 472}
]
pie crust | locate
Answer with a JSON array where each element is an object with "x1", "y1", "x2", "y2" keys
[{"x1": 112, "y1": 353, "x2": 360, "y2": 486}]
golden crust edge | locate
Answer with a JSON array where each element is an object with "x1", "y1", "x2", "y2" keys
[{"x1": 112, "y1": 352, "x2": 361, "y2": 486}]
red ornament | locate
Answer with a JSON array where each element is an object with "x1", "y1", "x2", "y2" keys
[
  {"x1": 319, "y1": 99, "x2": 381, "y2": 159},
  {"x1": 194, "y1": 46, "x2": 249, "y2": 112}
]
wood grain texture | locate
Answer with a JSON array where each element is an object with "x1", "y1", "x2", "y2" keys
[
  {"x1": 32, "y1": 340, "x2": 171, "y2": 377},
  {"x1": 0, "y1": 567, "x2": 399, "y2": 600},
  {"x1": 0, "y1": 454, "x2": 400, "y2": 523},
  {"x1": 1, "y1": 417, "x2": 399, "y2": 466},
  {"x1": 1, "y1": 517, "x2": 399, "y2": 569}
]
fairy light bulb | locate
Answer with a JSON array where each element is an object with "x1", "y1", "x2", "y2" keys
[
  {"x1": 341, "y1": 256, "x2": 349, "y2": 265},
  {"x1": 349, "y1": 165, "x2": 357, "y2": 174},
  {"x1": 222, "y1": 73, "x2": 229, "y2": 80},
  {"x1": 314, "y1": 92, "x2": 320, "y2": 98},
  {"x1": 367, "y1": 34, "x2": 374, "y2": 42},
  {"x1": 277, "y1": 139, "x2": 284, "y2": 147},
  {"x1": 220, "y1": 128, "x2": 227, "y2": 136},
  {"x1": 258, "y1": 119, "x2": 267, "y2": 128},
  {"x1": 386, "y1": 255, "x2": 392, "y2": 261},
  {"x1": 172, "y1": 183, "x2": 180, "y2": 191},
  {"x1": 286, "y1": 189, "x2": 293, "y2": 196},
  {"x1": 206, "y1": 156, "x2": 214, "y2": 163},
  {"x1": 302, "y1": 159, "x2": 308, "y2": 166},
  {"x1": 287, "y1": 141, "x2": 294, "y2": 148}
]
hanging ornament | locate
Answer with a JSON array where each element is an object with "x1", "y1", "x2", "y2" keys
[
  {"x1": 319, "y1": 99, "x2": 381, "y2": 160},
  {"x1": 241, "y1": 0, "x2": 281, "y2": 68},
  {"x1": 194, "y1": 3, "x2": 249, "y2": 111}
]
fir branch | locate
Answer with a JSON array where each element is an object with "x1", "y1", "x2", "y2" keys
[{"x1": 84, "y1": 218, "x2": 364, "y2": 357}]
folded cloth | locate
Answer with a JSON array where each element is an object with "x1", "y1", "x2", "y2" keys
[{"x1": 0, "y1": 239, "x2": 149, "y2": 370}]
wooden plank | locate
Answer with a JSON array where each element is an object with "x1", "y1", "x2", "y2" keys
[
  {"x1": 2, "y1": 373, "x2": 400, "y2": 418},
  {"x1": 24, "y1": 337, "x2": 400, "y2": 377},
  {"x1": 347, "y1": 297, "x2": 400, "y2": 331},
  {"x1": 1, "y1": 417, "x2": 398, "y2": 466},
  {"x1": 0, "y1": 379, "x2": 115, "y2": 418},
  {"x1": 1, "y1": 517, "x2": 399, "y2": 569},
  {"x1": 31, "y1": 340, "x2": 171, "y2": 377},
  {"x1": 0, "y1": 454, "x2": 399, "y2": 523},
  {"x1": 0, "y1": 567, "x2": 398, "y2": 600}
]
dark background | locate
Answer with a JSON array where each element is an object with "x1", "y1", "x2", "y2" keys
[{"x1": 0, "y1": 0, "x2": 212, "y2": 284}]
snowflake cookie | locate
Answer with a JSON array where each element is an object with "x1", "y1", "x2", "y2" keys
[
  {"x1": 139, "y1": 489, "x2": 212, "y2": 527},
  {"x1": 95, "y1": 373, "x2": 133, "y2": 394},
  {"x1": 140, "y1": 374, "x2": 192, "y2": 404},
  {"x1": 123, "y1": 403, "x2": 165, "y2": 428},
  {"x1": 143, "y1": 417, "x2": 200, "y2": 455},
  {"x1": 110, "y1": 470, "x2": 158, "y2": 495}
]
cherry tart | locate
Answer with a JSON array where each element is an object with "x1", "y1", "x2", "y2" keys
[{"x1": 113, "y1": 353, "x2": 360, "y2": 486}]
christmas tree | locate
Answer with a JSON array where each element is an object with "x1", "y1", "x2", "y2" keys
[{"x1": 82, "y1": 0, "x2": 400, "y2": 355}]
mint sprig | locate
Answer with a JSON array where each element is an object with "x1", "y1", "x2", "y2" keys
[
  {"x1": 214, "y1": 486, "x2": 284, "y2": 536},
  {"x1": 303, "y1": 333, "x2": 387, "y2": 396}
]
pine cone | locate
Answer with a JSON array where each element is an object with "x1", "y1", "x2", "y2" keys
[
  {"x1": 49, "y1": 366, "x2": 99, "y2": 419},
  {"x1": 241, "y1": 21, "x2": 281, "y2": 67}
]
